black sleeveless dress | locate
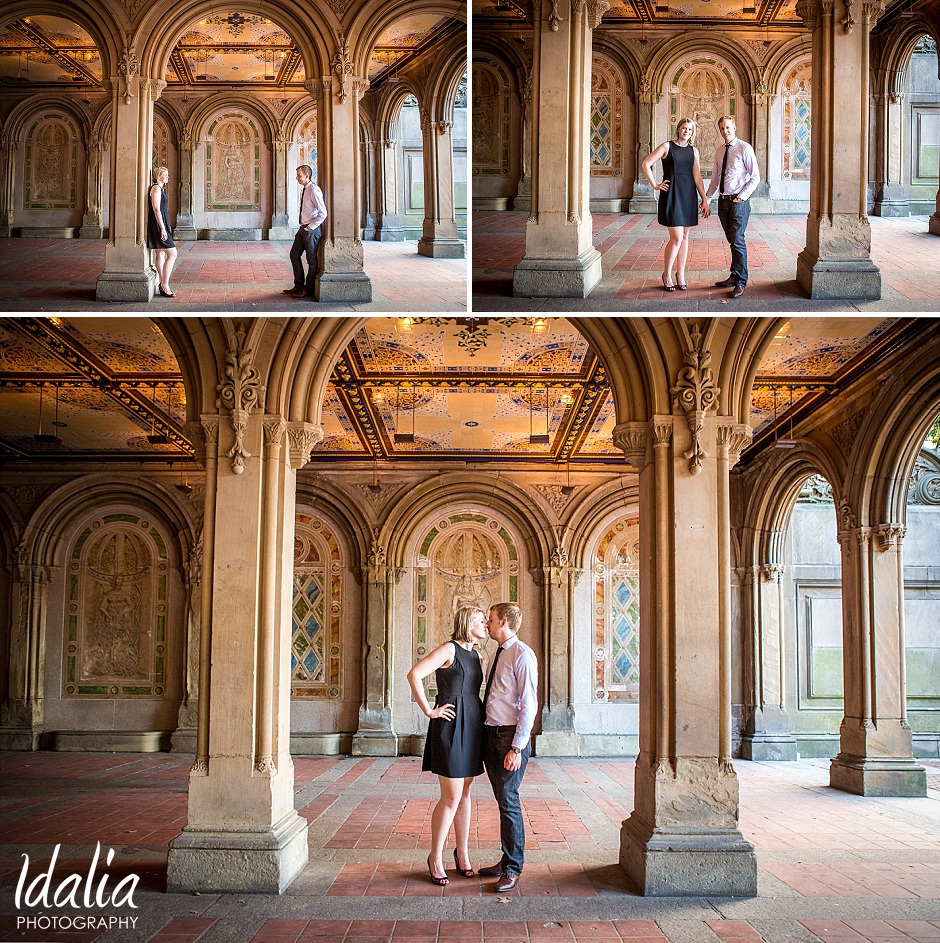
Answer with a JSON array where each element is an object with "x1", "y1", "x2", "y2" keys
[
  {"x1": 422, "y1": 643, "x2": 484, "y2": 778},
  {"x1": 146, "y1": 185, "x2": 175, "y2": 249},
  {"x1": 657, "y1": 141, "x2": 699, "y2": 228}
]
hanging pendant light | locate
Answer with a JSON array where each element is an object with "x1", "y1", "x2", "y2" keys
[{"x1": 33, "y1": 382, "x2": 63, "y2": 445}]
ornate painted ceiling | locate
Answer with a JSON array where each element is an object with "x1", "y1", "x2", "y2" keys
[
  {"x1": 0, "y1": 16, "x2": 101, "y2": 87},
  {"x1": 0, "y1": 316, "x2": 928, "y2": 466}
]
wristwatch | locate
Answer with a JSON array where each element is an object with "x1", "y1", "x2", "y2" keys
[{"x1": 510, "y1": 747, "x2": 522, "y2": 755}]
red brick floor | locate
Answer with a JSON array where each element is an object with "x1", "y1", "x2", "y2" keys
[
  {"x1": 472, "y1": 211, "x2": 940, "y2": 310},
  {"x1": 1, "y1": 753, "x2": 939, "y2": 943},
  {"x1": 0, "y1": 239, "x2": 467, "y2": 312}
]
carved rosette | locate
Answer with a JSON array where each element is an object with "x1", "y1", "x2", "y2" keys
[
  {"x1": 875, "y1": 523, "x2": 905, "y2": 550},
  {"x1": 216, "y1": 332, "x2": 265, "y2": 475},
  {"x1": 716, "y1": 421, "x2": 753, "y2": 468},
  {"x1": 286, "y1": 421, "x2": 323, "y2": 469},
  {"x1": 670, "y1": 328, "x2": 719, "y2": 476},
  {"x1": 613, "y1": 422, "x2": 650, "y2": 471}
]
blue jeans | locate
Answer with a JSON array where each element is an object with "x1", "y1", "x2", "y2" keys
[
  {"x1": 717, "y1": 198, "x2": 750, "y2": 286},
  {"x1": 483, "y1": 725, "x2": 530, "y2": 875},
  {"x1": 289, "y1": 224, "x2": 322, "y2": 293}
]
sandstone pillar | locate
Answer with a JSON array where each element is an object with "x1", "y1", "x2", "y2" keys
[
  {"x1": 418, "y1": 118, "x2": 465, "y2": 258},
  {"x1": 795, "y1": 0, "x2": 882, "y2": 299},
  {"x1": 748, "y1": 88, "x2": 776, "y2": 212},
  {"x1": 830, "y1": 517, "x2": 926, "y2": 796},
  {"x1": 96, "y1": 56, "x2": 163, "y2": 301},
  {"x1": 375, "y1": 139, "x2": 404, "y2": 240},
  {"x1": 613, "y1": 337, "x2": 756, "y2": 898},
  {"x1": 167, "y1": 334, "x2": 320, "y2": 893},
  {"x1": 269, "y1": 131, "x2": 292, "y2": 240},
  {"x1": 513, "y1": 0, "x2": 608, "y2": 297},
  {"x1": 0, "y1": 129, "x2": 18, "y2": 238},
  {"x1": 0, "y1": 546, "x2": 51, "y2": 751},
  {"x1": 533, "y1": 548, "x2": 580, "y2": 756},
  {"x1": 174, "y1": 129, "x2": 198, "y2": 241},
  {"x1": 312, "y1": 58, "x2": 372, "y2": 301},
  {"x1": 871, "y1": 89, "x2": 909, "y2": 216},
  {"x1": 361, "y1": 138, "x2": 378, "y2": 240},
  {"x1": 740, "y1": 562, "x2": 797, "y2": 761},
  {"x1": 171, "y1": 533, "x2": 202, "y2": 753},
  {"x1": 351, "y1": 534, "x2": 401, "y2": 756},
  {"x1": 514, "y1": 70, "x2": 533, "y2": 213},
  {"x1": 627, "y1": 77, "x2": 659, "y2": 213},
  {"x1": 79, "y1": 131, "x2": 106, "y2": 239},
  {"x1": 930, "y1": 117, "x2": 940, "y2": 234}
]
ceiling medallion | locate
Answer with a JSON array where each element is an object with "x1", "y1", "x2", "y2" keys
[{"x1": 397, "y1": 317, "x2": 551, "y2": 357}]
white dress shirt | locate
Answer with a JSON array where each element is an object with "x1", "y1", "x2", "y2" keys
[
  {"x1": 705, "y1": 137, "x2": 760, "y2": 202},
  {"x1": 483, "y1": 634, "x2": 538, "y2": 751},
  {"x1": 299, "y1": 182, "x2": 328, "y2": 230}
]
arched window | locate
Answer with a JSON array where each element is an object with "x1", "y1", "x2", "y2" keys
[
  {"x1": 152, "y1": 116, "x2": 170, "y2": 178},
  {"x1": 782, "y1": 59, "x2": 812, "y2": 180},
  {"x1": 590, "y1": 55, "x2": 623, "y2": 176},
  {"x1": 297, "y1": 112, "x2": 317, "y2": 180}
]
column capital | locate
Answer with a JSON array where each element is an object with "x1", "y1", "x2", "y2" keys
[
  {"x1": 716, "y1": 420, "x2": 753, "y2": 468},
  {"x1": 285, "y1": 421, "x2": 323, "y2": 469},
  {"x1": 586, "y1": 0, "x2": 610, "y2": 27},
  {"x1": 613, "y1": 421, "x2": 649, "y2": 470},
  {"x1": 760, "y1": 563, "x2": 784, "y2": 582},
  {"x1": 262, "y1": 415, "x2": 287, "y2": 449},
  {"x1": 874, "y1": 523, "x2": 906, "y2": 549}
]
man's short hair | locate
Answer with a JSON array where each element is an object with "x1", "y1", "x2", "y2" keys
[
  {"x1": 718, "y1": 116, "x2": 735, "y2": 128},
  {"x1": 490, "y1": 602, "x2": 522, "y2": 634},
  {"x1": 296, "y1": 164, "x2": 313, "y2": 179}
]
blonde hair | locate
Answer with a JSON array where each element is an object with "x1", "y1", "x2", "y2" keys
[
  {"x1": 153, "y1": 166, "x2": 169, "y2": 183},
  {"x1": 451, "y1": 606, "x2": 484, "y2": 645},
  {"x1": 718, "y1": 115, "x2": 736, "y2": 129},
  {"x1": 675, "y1": 118, "x2": 697, "y2": 145},
  {"x1": 489, "y1": 602, "x2": 522, "y2": 635}
]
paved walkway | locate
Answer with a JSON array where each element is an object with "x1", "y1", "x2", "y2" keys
[
  {"x1": 472, "y1": 212, "x2": 940, "y2": 312},
  {"x1": 0, "y1": 239, "x2": 467, "y2": 313},
  {"x1": 1, "y1": 754, "x2": 939, "y2": 943}
]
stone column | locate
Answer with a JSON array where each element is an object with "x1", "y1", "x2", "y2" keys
[
  {"x1": 174, "y1": 128, "x2": 198, "y2": 241},
  {"x1": 795, "y1": 0, "x2": 882, "y2": 299},
  {"x1": 613, "y1": 336, "x2": 757, "y2": 898},
  {"x1": 533, "y1": 547, "x2": 581, "y2": 756},
  {"x1": 0, "y1": 129, "x2": 19, "y2": 238},
  {"x1": 0, "y1": 546, "x2": 51, "y2": 751},
  {"x1": 79, "y1": 131, "x2": 106, "y2": 239},
  {"x1": 830, "y1": 514, "x2": 926, "y2": 796},
  {"x1": 748, "y1": 85, "x2": 776, "y2": 213},
  {"x1": 929, "y1": 118, "x2": 940, "y2": 234},
  {"x1": 514, "y1": 70, "x2": 534, "y2": 213},
  {"x1": 96, "y1": 55, "x2": 162, "y2": 301},
  {"x1": 740, "y1": 562, "x2": 798, "y2": 760},
  {"x1": 351, "y1": 531, "x2": 401, "y2": 756},
  {"x1": 418, "y1": 118, "x2": 465, "y2": 258},
  {"x1": 167, "y1": 335, "x2": 318, "y2": 893},
  {"x1": 513, "y1": 0, "x2": 609, "y2": 298},
  {"x1": 269, "y1": 130, "x2": 292, "y2": 240},
  {"x1": 312, "y1": 55, "x2": 372, "y2": 301},
  {"x1": 627, "y1": 76, "x2": 659, "y2": 213},
  {"x1": 871, "y1": 88, "x2": 909, "y2": 216},
  {"x1": 171, "y1": 533, "x2": 202, "y2": 753},
  {"x1": 376, "y1": 139, "x2": 404, "y2": 241}
]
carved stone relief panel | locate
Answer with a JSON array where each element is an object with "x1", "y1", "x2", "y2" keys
[
  {"x1": 25, "y1": 114, "x2": 78, "y2": 209},
  {"x1": 593, "y1": 518, "x2": 640, "y2": 702},
  {"x1": 65, "y1": 514, "x2": 168, "y2": 698},
  {"x1": 414, "y1": 512, "x2": 519, "y2": 697},
  {"x1": 471, "y1": 58, "x2": 511, "y2": 176},
  {"x1": 291, "y1": 514, "x2": 342, "y2": 699},
  {"x1": 204, "y1": 110, "x2": 261, "y2": 210}
]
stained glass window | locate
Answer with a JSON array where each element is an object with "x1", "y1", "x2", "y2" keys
[
  {"x1": 783, "y1": 60, "x2": 812, "y2": 179},
  {"x1": 590, "y1": 56, "x2": 623, "y2": 176}
]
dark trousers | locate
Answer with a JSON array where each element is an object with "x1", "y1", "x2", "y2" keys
[
  {"x1": 717, "y1": 198, "x2": 750, "y2": 286},
  {"x1": 289, "y1": 224, "x2": 322, "y2": 293},
  {"x1": 483, "y1": 725, "x2": 530, "y2": 876}
]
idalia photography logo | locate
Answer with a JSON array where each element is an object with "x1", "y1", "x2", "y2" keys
[{"x1": 14, "y1": 842, "x2": 140, "y2": 931}]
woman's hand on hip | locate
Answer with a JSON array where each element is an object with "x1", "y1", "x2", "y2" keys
[
  {"x1": 428, "y1": 703, "x2": 455, "y2": 721},
  {"x1": 654, "y1": 181, "x2": 669, "y2": 191}
]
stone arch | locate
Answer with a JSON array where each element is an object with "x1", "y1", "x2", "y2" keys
[
  {"x1": 472, "y1": 52, "x2": 516, "y2": 185},
  {"x1": 567, "y1": 475, "x2": 641, "y2": 568},
  {"x1": 779, "y1": 55, "x2": 813, "y2": 182},
  {"x1": 419, "y1": 33, "x2": 467, "y2": 125}
]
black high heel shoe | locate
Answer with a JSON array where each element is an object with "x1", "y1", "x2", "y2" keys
[
  {"x1": 661, "y1": 273, "x2": 676, "y2": 292},
  {"x1": 427, "y1": 855, "x2": 448, "y2": 886},
  {"x1": 453, "y1": 849, "x2": 474, "y2": 878},
  {"x1": 159, "y1": 286, "x2": 176, "y2": 298}
]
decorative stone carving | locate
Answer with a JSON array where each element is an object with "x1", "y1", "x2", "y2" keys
[
  {"x1": 216, "y1": 329, "x2": 265, "y2": 475},
  {"x1": 831, "y1": 409, "x2": 866, "y2": 456},
  {"x1": 118, "y1": 48, "x2": 139, "y2": 106},
  {"x1": 549, "y1": 0, "x2": 562, "y2": 30},
  {"x1": 908, "y1": 450, "x2": 940, "y2": 506},
  {"x1": 798, "y1": 474, "x2": 834, "y2": 504},
  {"x1": 332, "y1": 35, "x2": 353, "y2": 104},
  {"x1": 5, "y1": 485, "x2": 46, "y2": 515},
  {"x1": 862, "y1": 0, "x2": 885, "y2": 21},
  {"x1": 613, "y1": 422, "x2": 650, "y2": 471},
  {"x1": 328, "y1": 0, "x2": 353, "y2": 15},
  {"x1": 368, "y1": 529, "x2": 387, "y2": 567},
  {"x1": 533, "y1": 483, "x2": 579, "y2": 514},
  {"x1": 838, "y1": 500, "x2": 857, "y2": 537},
  {"x1": 670, "y1": 327, "x2": 719, "y2": 476},
  {"x1": 262, "y1": 416, "x2": 286, "y2": 449},
  {"x1": 550, "y1": 545, "x2": 569, "y2": 567},
  {"x1": 760, "y1": 563, "x2": 783, "y2": 582},
  {"x1": 586, "y1": 0, "x2": 610, "y2": 27},
  {"x1": 286, "y1": 422, "x2": 322, "y2": 469},
  {"x1": 842, "y1": 0, "x2": 855, "y2": 31},
  {"x1": 795, "y1": 0, "x2": 819, "y2": 30},
  {"x1": 874, "y1": 524, "x2": 905, "y2": 549},
  {"x1": 716, "y1": 422, "x2": 752, "y2": 468}
]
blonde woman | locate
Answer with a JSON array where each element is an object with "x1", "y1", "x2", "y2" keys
[
  {"x1": 147, "y1": 166, "x2": 178, "y2": 297},
  {"x1": 641, "y1": 117, "x2": 710, "y2": 291},
  {"x1": 407, "y1": 606, "x2": 488, "y2": 885}
]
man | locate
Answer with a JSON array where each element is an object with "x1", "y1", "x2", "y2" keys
[
  {"x1": 283, "y1": 165, "x2": 327, "y2": 299},
  {"x1": 705, "y1": 116, "x2": 759, "y2": 299},
  {"x1": 478, "y1": 602, "x2": 538, "y2": 893}
]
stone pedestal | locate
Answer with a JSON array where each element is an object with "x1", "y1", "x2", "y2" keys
[
  {"x1": 795, "y1": 0, "x2": 882, "y2": 300},
  {"x1": 830, "y1": 752, "x2": 927, "y2": 797},
  {"x1": 741, "y1": 707, "x2": 798, "y2": 761},
  {"x1": 512, "y1": 0, "x2": 607, "y2": 298},
  {"x1": 418, "y1": 120, "x2": 465, "y2": 259},
  {"x1": 871, "y1": 182, "x2": 909, "y2": 217},
  {"x1": 627, "y1": 84, "x2": 659, "y2": 214}
]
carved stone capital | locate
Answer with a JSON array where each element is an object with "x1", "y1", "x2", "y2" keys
[
  {"x1": 671, "y1": 326, "x2": 719, "y2": 476},
  {"x1": 285, "y1": 421, "x2": 323, "y2": 469},
  {"x1": 651, "y1": 417, "x2": 673, "y2": 446},
  {"x1": 304, "y1": 78, "x2": 322, "y2": 96},
  {"x1": 874, "y1": 523, "x2": 905, "y2": 550},
  {"x1": 262, "y1": 415, "x2": 287, "y2": 449},
  {"x1": 795, "y1": 0, "x2": 819, "y2": 29},
  {"x1": 760, "y1": 563, "x2": 783, "y2": 582},
  {"x1": 862, "y1": 0, "x2": 885, "y2": 21},
  {"x1": 716, "y1": 420, "x2": 753, "y2": 467},
  {"x1": 586, "y1": 0, "x2": 610, "y2": 27},
  {"x1": 613, "y1": 421, "x2": 649, "y2": 470},
  {"x1": 200, "y1": 414, "x2": 220, "y2": 449}
]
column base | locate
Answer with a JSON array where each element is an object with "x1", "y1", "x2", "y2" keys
[
  {"x1": 167, "y1": 810, "x2": 309, "y2": 893},
  {"x1": 417, "y1": 237, "x2": 465, "y2": 259},
  {"x1": 740, "y1": 734, "x2": 798, "y2": 762},
  {"x1": 171, "y1": 727, "x2": 197, "y2": 752},
  {"x1": 796, "y1": 251, "x2": 881, "y2": 300},
  {"x1": 830, "y1": 754, "x2": 927, "y2": 797},
  {"x1": 535, "y1": 731, "x2": 580, "y2": 756},
  {"x1": 317, "y1": 272, "x2": 372, "y2": 303},
  {"x1": 513, "y1": 247, "x2": 602, "y2": 298},
  {"x1": 268, "y1": 227, "x2": 293, "y2": 241},
  {"x1": 351, "y1": 730, "x2": 399, "y2": 756},
  {"x1": 620, "y1": 814, "x2": 757, "y2": 897},
  {"x1": 627, "y1": 198, "x2": 658, "y2": 213},
  {"x1": 0, "y1": 726, "x2": 42, "y2": 750},
  {"x1": 79, "y1": 225, "x2": 104, "y2": 239},
  {"x1": 929, "y1": 214, "x2": 940, "y2": 236},
  {"x1": 96, "y1": 271, "x2": 155, "y2": 302},
  {"x1": 376, "y1": 228, "x2": 405, "y2": 242}
]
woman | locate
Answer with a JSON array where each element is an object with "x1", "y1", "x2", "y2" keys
[
  {"x1": 407, "y1": 606, "x2": 488, "y2": 885},
  {"x1": 147, "y1": 166, "x2": 178, "y2": 298},
  {"x1": 641, "y1": 118, "x2": 710, "y2": 291}
]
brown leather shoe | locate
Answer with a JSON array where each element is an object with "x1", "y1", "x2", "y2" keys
[
  {"x1": 478, "y1": 863, "x2": 505, "y2": 877},
  {"x1": 731, "y1": 284, "x2": 745, "y2": 298},
  {"x1": 494, "y1": 871, "x2": 520, "y2": 892},
  {"x1": 282, "y1": 287, "x2": 304, "y2": 295},
  {"x1": 714, "y1": 277, "x2": 736, "y2": 288}
]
